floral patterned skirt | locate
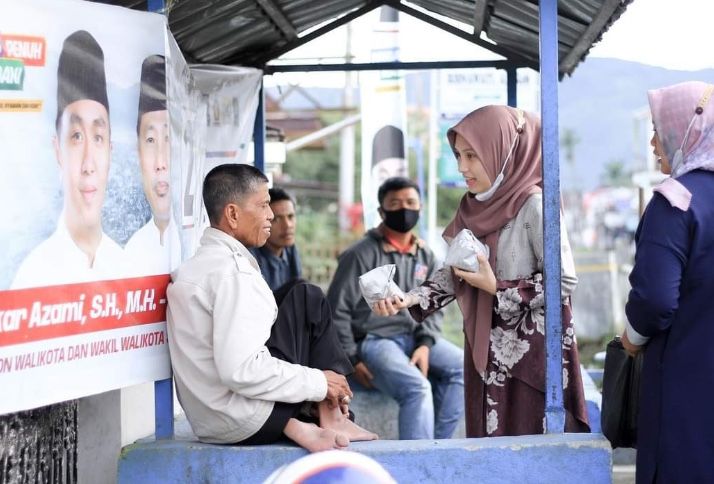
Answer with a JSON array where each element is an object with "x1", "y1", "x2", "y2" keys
[{"x1": 464, "y1": 279, "x2": 590, "y2": 437}]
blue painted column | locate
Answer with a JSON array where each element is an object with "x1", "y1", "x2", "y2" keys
[
  {"x1": 147, "y1": 0, "x2": 174, "y2": 440},
  {"x1": 154, "y1": 379, "x2": 174, "y2": 439},
  {"x1": 149, "y1": 0, "x2": 175, "y2": 440},
  {"x1": 147, "y1": 0, "x2": 164, "y2": 12},
  {"x1": 506, "y1": 65, "x2": 518, "y2": 107},
  {"x1": 539, "y1": 0, "x2": 565, "y2": 434},
  {"x1": 253, "y1": 80, "x2": 266, "y2": 172}
]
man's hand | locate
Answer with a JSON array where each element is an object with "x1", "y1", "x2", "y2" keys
[
  {"x1": 323, "y1": 370, "x2": 353, "y2": 409},
  {"x1": 410, "y1": 345, "x2": 430, "y2": 377},
  {"x1": 620, "y1": 331, "x2": 643, "y2": 358},
  {"x1": 453, "y1": 254, "x2": 497, "y2": 295},
  {"x1": 352, "y1": 361, "x2": 374, "y2": 389},
  {"x1": 372, "y1": 293, "x2": 417, "y2": 317}
]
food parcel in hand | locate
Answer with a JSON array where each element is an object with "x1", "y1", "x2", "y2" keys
[
  {"x1": 359, "y1": 264, "x2": 405, "y2": 306},
  {"x1": 444, "y1": 229, "x2": 490, "y2": 272}
]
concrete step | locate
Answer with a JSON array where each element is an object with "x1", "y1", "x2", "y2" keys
[
  {"x1": 119, "y1": 431, "x2": 612, "y2": 483},
  {"x1": 118, "y1": 366, "x2": 609, "y2": 483},
  {"x1": 348, "y1": 378, "x2": 467, "y2": 440}
]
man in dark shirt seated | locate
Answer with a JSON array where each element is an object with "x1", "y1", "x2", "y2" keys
[{"x1": 250, "y1": 187, "x2": 303, "y2": 295}]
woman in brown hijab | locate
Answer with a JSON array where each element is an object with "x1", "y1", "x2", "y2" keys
[{"x1": 373, "y1": 105, "x2": 589, "y2": 437}]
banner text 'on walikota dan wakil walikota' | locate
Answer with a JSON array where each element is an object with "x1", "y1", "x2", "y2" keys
[{"x1": 0, "y1": 275, "x2": 170, "y2": 374}]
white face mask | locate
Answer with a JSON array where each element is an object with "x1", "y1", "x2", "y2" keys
[{"x1": 474, "y1": 109, "x2": 525, "y2": 202}]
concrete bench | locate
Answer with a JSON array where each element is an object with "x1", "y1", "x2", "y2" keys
[
  {"x1": 119, "y1": 423, "x2": 611, "y2": 483},
  {"x1": 348, "y1": 378, "x2": 467, "y2": 440},
  {"x1": 118, "y1": 368, "x2": 609, "y2": 483}
]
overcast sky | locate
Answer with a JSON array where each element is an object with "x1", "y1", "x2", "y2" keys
[
  {"x1": 589, "y1": 0, "x2": 714, "y2": 70},
  {"x1": 266, "y1": 0, "x2": 714, "y2": 87}
]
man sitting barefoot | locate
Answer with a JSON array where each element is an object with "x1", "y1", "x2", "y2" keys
[{"x1": 167, "y1": 164, "x2": 376, "y2": 451}]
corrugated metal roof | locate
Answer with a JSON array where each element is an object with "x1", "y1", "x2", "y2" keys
[{"x1": 103, "y1": 0, "x2": 633, "y2": 76}]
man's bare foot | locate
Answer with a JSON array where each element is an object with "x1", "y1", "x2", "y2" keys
[
  {"x1": 283, "y1": 418, "x2": 349, "y2": 453},
  {"x1": 318, "y1": 400, "x2": 379, "y2": 442}
]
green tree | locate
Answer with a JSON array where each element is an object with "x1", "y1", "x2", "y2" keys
[
  {"x1": 560, "y1": 128, "x2": 580, "y2": 167},
  {"x1": 436, "y1": 186, "x2": 463, "y2": 226},
  {"x1": 561, "y1": 127, "x2": 580, "y2": 191},
  {"x1": 283, "y1": 112, "x2": 344, "y2": 185},
  {"x1": 601, "y1": 159, "x2": 631, "y2": 187}
]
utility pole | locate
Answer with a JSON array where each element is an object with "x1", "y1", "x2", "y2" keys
[
  {"x1": 427, "y1": 70, "x2": 439, "y2": 248},
  {"x1": 339, "y1": 23, "x2": 355, "y2": 234}
]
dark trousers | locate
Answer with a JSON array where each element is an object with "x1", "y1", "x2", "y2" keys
[{"x1": 240, "y1": 282, "x2": 353, "y2": 445}]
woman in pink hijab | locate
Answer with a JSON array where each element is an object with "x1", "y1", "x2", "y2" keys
[
  {"x1": 374, "y1": 105, "x2": 590, "y2": 437},
  {"x1": 621, "y1": 81, "x2": 714, "y2": 483}
]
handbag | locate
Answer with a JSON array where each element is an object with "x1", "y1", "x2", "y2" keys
[{"x1": 600, "y1": 336, "x2": 643, "y2": 448}]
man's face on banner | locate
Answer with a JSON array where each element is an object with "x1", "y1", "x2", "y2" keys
[
  {"x1": 372, "y1": 157, "x2": 407, "y2": 188},
  {"x1": 54, "y1": 99, "x2": 111, "y2": 229},
  {"x1": 138, "y1": 109, "x2": 171, "y2": 223}
]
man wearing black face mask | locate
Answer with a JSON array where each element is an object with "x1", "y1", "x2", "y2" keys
[{"x1": 327, "y1": 177, "x2": 464, "y2": 440}]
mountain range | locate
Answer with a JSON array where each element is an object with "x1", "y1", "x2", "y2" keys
[
  {"x1": 266, "y1": 57, "x2": 714, "y2": 191},
  {"x1": 559, "y1": 57, "x2": 714, "y2": 190}
]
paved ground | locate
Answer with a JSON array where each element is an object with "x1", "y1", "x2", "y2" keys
[
  {"x1": 613, "y1": 465, "x2": 636, "y2": 483},
  {"x1": 612, "y1": 448, "x2": 636, "y2": 483}
]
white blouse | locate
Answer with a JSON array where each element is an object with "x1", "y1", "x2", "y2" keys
[{"x1": 410, "y1": 193, "x2": 577, "y2": 306}]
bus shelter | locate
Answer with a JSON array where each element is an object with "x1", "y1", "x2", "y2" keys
[
  {"x1": 0, "y1": 0, "x2": 633, "y2": 481},
  {"x1": 144, "y1": 0, "x2": 632, "y2": 439}
]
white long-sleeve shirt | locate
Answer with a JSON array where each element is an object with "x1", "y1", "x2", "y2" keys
[
  {"x1": 411, "y1": 193, "x2": 578, "y2": 308},
  {"x1": 11, "y1": 214, "x2": 127, "y2": 289},
  {"x1": 166, "y1": 227, "x2": 327, "y2": 444},
  {"x1": 125, "y1": 217, "x2": 182, "y2": 276}
]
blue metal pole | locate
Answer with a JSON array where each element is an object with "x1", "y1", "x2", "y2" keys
[
  {"x1": 253, "y1": 80, "x2": 266, "y2": 173},
  {"x1": 147, "y1": 0, "x2": 164, "y2": 12},
  {"x1": 154, "y1": 378, "x2": 174, "y2": 439},
  {"x1": 539, "y1": 0, "x2": 565, "y2": 434},
  {"x1": 147, "y1": 0, "x2": 175, "y2": 441},
  {"x1": 506, "y1": 66, "x2": 518, "y2": 107}
]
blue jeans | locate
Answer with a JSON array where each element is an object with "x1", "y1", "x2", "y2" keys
[{"x1": 359, "y1": 333, "x2": 464, "y2": 440}]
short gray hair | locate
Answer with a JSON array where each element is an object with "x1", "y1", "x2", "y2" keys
[{"x1": 203, "y1": 164, "x2": 268, "y2": 226}]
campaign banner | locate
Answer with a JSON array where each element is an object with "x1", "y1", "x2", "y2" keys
[
  {"x1": 0, "y1": 0, "x2": 172, "y2": 413},
  {"x1": 166, "y1": 34, "x2": 207, "y2": 261},
  {"x1": 436, "y1": 68, "x2": 540, "y2": 186},
  {"x1": 359, "y1": 6, "x2": 408, "y2": 229},
  {"x1": 192, "y1": 65, "x2": 262, "y2": 173},
  {"x1": 190, "y1": 65, "x2": 262, "y2": 235}
]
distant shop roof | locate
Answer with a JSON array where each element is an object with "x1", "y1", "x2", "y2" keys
[{"x1": 105, "y1": 0, "x2": 633, "y2": 76}]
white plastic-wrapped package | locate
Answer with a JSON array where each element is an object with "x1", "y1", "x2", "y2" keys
[
  {"x1": 444, "y1": 229, "x2": 490, "y2": 272},
  {"x1": 359, "y1": 264, "x2": 405, "y2": 306}
]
